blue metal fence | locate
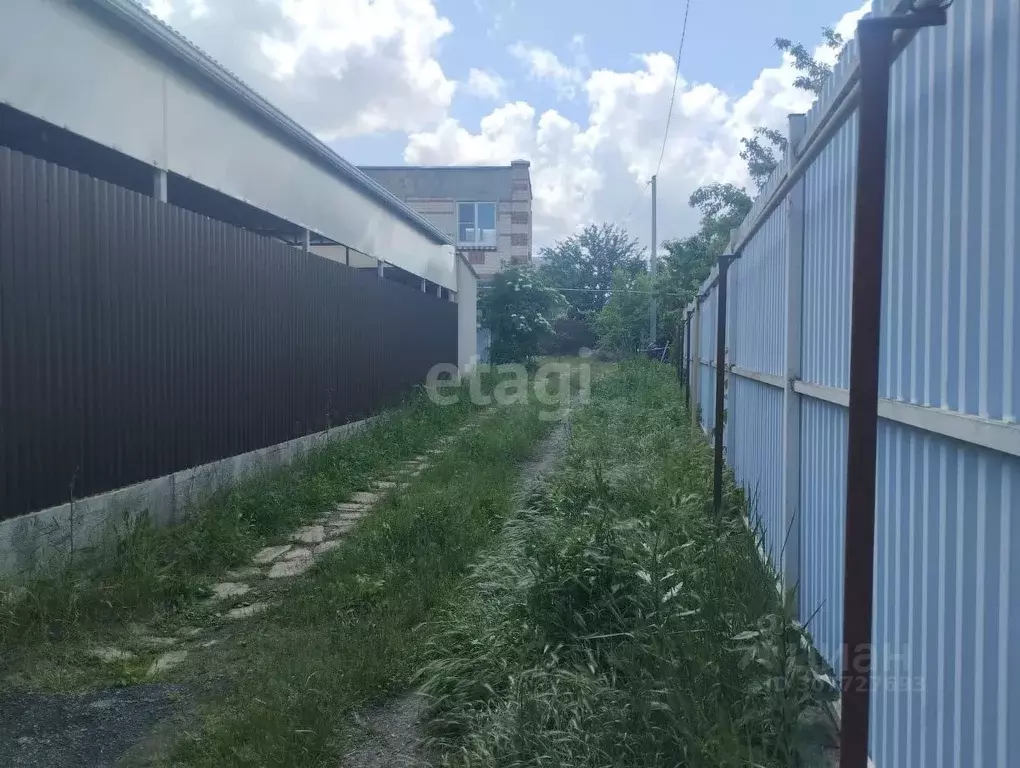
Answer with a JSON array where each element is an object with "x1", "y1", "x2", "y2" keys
[{"x1": 686, "y1": 1, "x2": 1019, "y2": 764}]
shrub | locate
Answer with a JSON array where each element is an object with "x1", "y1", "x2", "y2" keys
[{"x1": 479, "y1": 266, "x2": 566, "y2": 364}]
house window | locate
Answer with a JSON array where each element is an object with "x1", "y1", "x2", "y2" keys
[
  {"x1": 466, "y1": 250, "x2": 486, "y2": 265},
  {"x1": 458, "y1": 202, "x2": 497, "y2": 246}
]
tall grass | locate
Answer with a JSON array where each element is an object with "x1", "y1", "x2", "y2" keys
[
  {"x1": 168, "y1": 377, "x2": 568, "y2": 766},
  {"x1": 419, "y1": 360, "x2": 838, "y2": 767}
]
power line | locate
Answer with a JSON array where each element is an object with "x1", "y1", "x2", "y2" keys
[
  {"x1": 620, "y1": 178, "x2": 651, "y2": 227},
  {"x1": 654, "y1": 0, "x2": 693, "y2": 178},
  {"x1": 619, "y1": 0, "x2": 692, "y2": 232},
  {"x1": 477, "y1": 286, "x2": 688, "y2": 298}
]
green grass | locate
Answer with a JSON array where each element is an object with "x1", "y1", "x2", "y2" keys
[
  {"x1": 0, "y1": 385, "x2": 484, "y2": 688},
  {"x1": 418, "y1": 360, "x2": 839, "y2": 767},
  {"x1": 165, "y1": 374, "x2": 572, "y2": 766}
]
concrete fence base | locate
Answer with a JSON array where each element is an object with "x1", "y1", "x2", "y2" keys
[{"x1": 0, "y1": 417, "x2": 376, "y2": 576}]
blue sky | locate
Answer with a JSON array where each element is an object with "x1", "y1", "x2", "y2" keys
[
  {"x1": 338, "y1": 0, "x2": 861, "y2": 165},
  {"x1": 442, "y1": 0, "x2": 854, "y2": 121},
  {"x1": 152, "y1": 0, "x2": 870, "y2": 245}
]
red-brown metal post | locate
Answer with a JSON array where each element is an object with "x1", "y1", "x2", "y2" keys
[
  {"x1": 839, "y1": 21, "x2": 892, "y2": 764},
  {"x1": 684, "y1": 310, "x2": 693, "y2": 410},
  {"x1": 713, "y1": 255, "x2": 731, "y2": 519},
  {"x1": 840, "y1": 7, "x2": 946, "y2": 767}
]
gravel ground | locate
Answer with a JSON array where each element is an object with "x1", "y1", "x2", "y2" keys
[{"x1": 0, "y1": 684, "x2": 184, "y2": 768}]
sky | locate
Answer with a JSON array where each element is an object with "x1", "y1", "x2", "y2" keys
[{"x1": 146, "y1": 0, "x2": 872, "y2": 252}]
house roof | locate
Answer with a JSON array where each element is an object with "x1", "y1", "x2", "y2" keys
[
  {"x1": 89, "y1": 0, "x2": 454, "y2": 248},
  {"x1": 360, "y1": 165, "x2": 528, "y2": 203}
]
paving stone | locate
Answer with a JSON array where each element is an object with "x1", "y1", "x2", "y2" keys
[
  {"x1": 252, "y1": 544, "x2": 293, "y2": 564},
  {"x1": 313, "y1": 539, "x2": 343, "y2": 555},
  {"x1": 1, "y1": 585, "x2": 27, "y2": 606},
  {"x1": 225, "y1": 566, "x2": 263, "y2": 580},
  {"x1": 329, "y1": 511, "x2": 365, "y2": 522},
  {"x1": 177, "y1": 627, "x2": 203, "y2": 638},
  {"x1": 88, "y1": 647, "x2": 135, "y2": 663},
  {"x1": 334, "y1": 502, "x2": 369, "y2": 512},
  {"x1": 349, "y1": 491, "x2": 380, "y2": 505},
  {"x1": 325, "y1": 521, "x2": 358, "y2": 537},
  {"x1": 136, "y1": 636, "x2": 178, "y2": 648},
  {"x1": 147, "y1": 650, "x2": 188, "y2": 676},
  {"x1": 208, "y1": 582, "x2": 251, "y2": 601},
  {"x1": 268, "y1": 555, "x2": 314, "y2": 579},
  {"x1": 200, "y1": 639, "x2": 220, "y2": 648},
  {"x1": 225, "y1": 602, "x2": 271, "y2": 619},
  {"x1": 282, "y1": 546, "x2": 313, "y2": 561},
  {"x1": 373, "y1": 481, "x2": 398, "y2": 490},
  {"x1": 290, "y1": 525, "x2": 326, "y2": 544}
]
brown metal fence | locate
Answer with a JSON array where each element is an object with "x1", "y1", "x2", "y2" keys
[{"x1": 0, "y1": 148, "x2": 457, "y2": 520}]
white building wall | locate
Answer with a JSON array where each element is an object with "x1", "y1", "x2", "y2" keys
[
  {"x1": 456, "y1": 257, "x2": 479, "y2": 374},
  {"x1": 0, "y1": 0, "x2": 456, "y2": 290}
]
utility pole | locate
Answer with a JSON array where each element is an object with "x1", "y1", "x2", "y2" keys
[{"x1": 649, "y1": 174, "x2": 658, "y2": 345}]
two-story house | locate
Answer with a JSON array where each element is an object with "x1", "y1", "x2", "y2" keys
[{"x1": 359, "y1": 162, "x2": 533, "y2": 281}]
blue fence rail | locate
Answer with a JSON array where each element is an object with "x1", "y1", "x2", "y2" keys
[{"x1": 685, "y1": 1, "x2": 1019, "y2": 765}]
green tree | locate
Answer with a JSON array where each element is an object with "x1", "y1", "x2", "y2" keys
[
  {"x1": 537, "y1": 223, "x2": 645, "y2": 321},
  {"x1": 741, "y1": 127, "x2": 790, "y2": 190},
  {"x1": 742, "y1": 28, "x2": 848, "y2": 187},
  {"x1": 479, "y1": 266, "x2": 565, "y2": 364},
  {"x1": 595, "y1": 268, "x2": 654, "y2": 357},
  {"x1": 775, "y1": 27, "x2": 846, "y2": 95},
  {"x1": 663, "y1": 25, "x2": 846, "y2": 316},
  {"x1": 655, "y1": 184, "x2": 753, "y2": 332},
  {"x1": 686, "y1": 183, "x2": 754, "y2": 257}
]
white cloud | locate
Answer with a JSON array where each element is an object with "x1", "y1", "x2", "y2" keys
[
  {"x1": 146, "y1": 0, "x2": 456, "y2": 139},
  {"x1": 508, "y1": 42, "x2": 584, "y2": 100},
  {"x1": 144, "y1": 0, "x2": 870, "y2": 252},
  {"x1": 464, "y1": 68, "x2": 507, "y2": 100},
  {"x1": 411, "y1": 3, "x2": 872, "y2": 252}
]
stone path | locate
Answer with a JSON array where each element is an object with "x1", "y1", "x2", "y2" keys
[
  {"x1": 340, "y1": 417, "x2": 571, "y2": 768},
  {"x1": 83, "y1": 412, "x2": 494, "y2": 680}
]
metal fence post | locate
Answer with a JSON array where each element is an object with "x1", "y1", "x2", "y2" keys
[
  {"x1": 713, "y1": 255, "x2": 732, "y2": 519},
  {"x1": 839, "y1": 8, "x2": 947, "y2": 768},
  {"x1": 690, "y1": 300, "x2": 702, "y2": 430},
  {"x1": 676, "y1": 316, "x2": 684, "y2": 382},
  {"x1": 725, "y1": 231, "x2": 740, "y2": 462},
  {"x1": 782, "y1": 113, "x2": 807, "y2": 612},
  {"x1": 153, "y1": 168, "x2": 168, "y2": 202},
  {"x1": 684, "y1": 310, "x2": 693, "y2": 410}
]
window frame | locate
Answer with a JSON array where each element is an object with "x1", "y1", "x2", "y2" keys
[{"x1": 457, "y1": 201, "x2": 497, "y2": 247}]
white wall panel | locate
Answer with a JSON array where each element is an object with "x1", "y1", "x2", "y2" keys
[
  {"x1": 457, "y1": 258, "x2": 478, "y2": 374},
  {"x1": 162, "y1": 75, "x2": 455, "y2": 288},
  {"x1": 0, "y1": 0, "x2": 456, "y2": 289},
  {"x1": 0, "y1": 0, "x2": 166, "y2": 166}
]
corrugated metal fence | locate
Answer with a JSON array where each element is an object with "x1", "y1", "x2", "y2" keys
[
  {"x1": 0, "y1": 148, "x2": 457, "y2": 521},
  {"x1": 686, "y1": 1, "x2": 1019, "y2": 765}
]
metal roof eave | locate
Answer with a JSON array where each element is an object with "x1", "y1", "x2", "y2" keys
[{"x1": 89, "y1": 0, "x2": 455, "y2": 249}]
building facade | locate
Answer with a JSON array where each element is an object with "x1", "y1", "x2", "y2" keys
[{"x1": 359, "y1": 163, "x2": 533, "y2": 281}]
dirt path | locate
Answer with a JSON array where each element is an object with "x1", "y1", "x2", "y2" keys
[{"x1": 340, "y1": 419, "x2": 571, "y2": 768}]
